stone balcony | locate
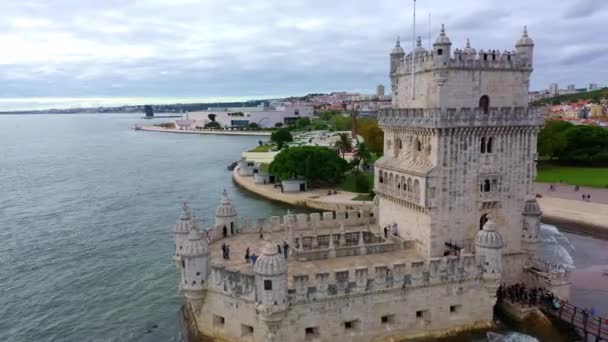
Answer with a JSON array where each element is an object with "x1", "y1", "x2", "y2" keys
[
  {"x1": 375, "y1": 183, "x2": 421, "y2": 206},
  {"x1": 479, "y1": 192, "x2": 499, "y2": 203},
  {"x1": 378, "y1": 107, "x2": 543, "y2": 129}
]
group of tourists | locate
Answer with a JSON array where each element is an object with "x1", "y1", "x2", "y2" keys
[
  {"x1": 244, "y1": 247, "x2": 258, "y2": 265},
  {"x1": 581, "y1": 193, "x2": 592, "y2": 202},
  {"x1": 498, "y1": 283, "x2": 559, "y2": 309}
]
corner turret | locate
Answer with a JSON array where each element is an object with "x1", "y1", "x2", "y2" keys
[
  {"x1": 173, "y1": 202, "x2": 195, "y2": 267},
  {"x1": 475, "y1": 216, "x2": 504, "y2": 302},
  {"x1": 215, "y1": 189, "x2": 237, "y2": 236},
  {"x1": 433, "y1": 24, "x2": 451, "y2": 65},
  {"x1": 254, "y1": 241, "x2": 288, "y2": 313},
  {"x1": 516, "y1": 26, "x2": 534, "y2": 68},
  {"x1": 390, "y1": 36, "x2": 405, "y2": 75},
  {"x1": 180, "y1": 224, "x2": 210, "y2": 313}
]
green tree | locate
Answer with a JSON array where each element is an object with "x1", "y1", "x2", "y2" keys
[
  {"x1": 204, "y1": 121, "x2": 221, "y2": 129},
  {"x1": 270, "y1": 128, "x2": 293, "y2": 149},
  {"x1": 248, "y1": 122, "x2": 260, "y2": 129},
  {"x1": 358, "y1": 118, "x2": 384, "y2": 154},
  {"x1": 208, "y1": 113, "x2": 217, "y2": 122},
  {"x1": 334, "y1": 133, "x2": 353, "y2": 158},
  {"x1": 331, "y1": 114, "x2": 352, "y2": 131},
  {"x1": 274, "y1": 122, "x2": 283, "y2": 128},
  {"x1": 296, "y1": 117, "x2": 311, "y2": 130},
  {"x1": 354, "y1": 141, "x2": 372, "y2": 168},
  {"x1": 317, "y1": 110, "x2": 342, "y2": 121},
  {"x1": 269, "y1": 146, "x2": 348, "y2": 186},
  {"x1": 538, "y1": 121, "x2": 571, "y2": 159}
]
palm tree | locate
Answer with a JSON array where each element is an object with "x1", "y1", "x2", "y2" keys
[
  {"x1": 354, "y1": 142, "x2": 371, "y2": 169},
  {"x1": 334, "y1": 133, "x2": 353, "y2": 158}
]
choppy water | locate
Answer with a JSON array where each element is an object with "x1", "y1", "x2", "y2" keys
[{"x1": 0, "y1": 114, "x2": 606, "y2": 342}]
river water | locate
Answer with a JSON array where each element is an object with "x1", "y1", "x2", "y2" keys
[{"x1": 0, "y1": 114, "x2": 606, "y2": 342}]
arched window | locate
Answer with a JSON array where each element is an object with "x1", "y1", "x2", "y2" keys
[
  {"x1": 480, "y1": 214, "x2": 489, "y2": 230},
  {"x1": 182, "y1": 260, "x2": 185, "y2": 268},
  {"x1": 483, "y1": 179, "x2": 491, "y2": 192},
  {"x1": 487, "y1": 137, "x2": 493, "y2": 153},
  {"x1": 480, "y1": 137, "x2": 486, "y2": 154},
  {"x1": 395, "y1": 138, "x2": 402, "y2": 157},
  {"x1": 479, "y1": 95, "x2": 490, "y2": 114},
  {"x1": 415, "y1": 138, "x2": 422, "y2": 152},
  {"x1": 379, "y1": 172, "x2": 384, "y2": 183}
]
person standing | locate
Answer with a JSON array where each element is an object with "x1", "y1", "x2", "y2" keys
[
  {"x1": 383, "y1": 226, "x2": 388, "y2": 239},
  {"x1": 245, "y1": 247, "x2": 250, "y2": 263},
  {"x1": 258, "y1": 227, "x2": 264, "y2": 240},
  {"x1": 283, "y1": 241, "x2": 289, "y2": 259}
]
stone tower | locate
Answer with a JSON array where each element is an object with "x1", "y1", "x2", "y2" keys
[
  {"x1": 180, "y1": 224, "x2": 210, "y2": 313},
  {"x1": 173, "y1": 202, "x2": 195, "y2": 267},
  {"x1": 215, "y1": 189, "x2": 237, "y2": 236},
  {"x1": 376, "y1": 26, "x2": 542, "y2": 274}
]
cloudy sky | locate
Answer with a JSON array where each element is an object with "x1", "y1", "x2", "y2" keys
[{"x1": 1, "y1": 0, "x2": 607, "y2": 110}]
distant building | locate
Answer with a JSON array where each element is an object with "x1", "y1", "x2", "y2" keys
[
  {"x1": 376, "y1": 84, "x2": 385, "y2": 97},
  {"x1": 567, "y1": 84, "x2": 576, "y2": 91},
  {"x1": 548, "y1": 83, "x2": 559, "y2": 96},
  {"x1": 183, "y1": 102, "x2": 314, "y2": 129},
  {"x1": 589, "y1": 83, "x2": 599, "y2": 91}
]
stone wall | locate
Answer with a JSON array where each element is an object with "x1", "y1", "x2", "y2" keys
[{"x1": 194, "y1": 254, "x2": 493, "y2": 342}]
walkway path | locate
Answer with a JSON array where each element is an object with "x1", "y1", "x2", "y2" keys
[
  {"x1": 232, "y1": 168, "x2": 373, "y2": 211},
  {"x1": 138, "y1": 125, "x2": 271, "y2": 136},
  {"x1": 234, "y1": 170, "x2": 608, "y2": 236}
]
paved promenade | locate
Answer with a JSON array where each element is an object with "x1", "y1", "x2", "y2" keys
[
  {"x1": 533, "y1": 183, "x2": 608, "y2": 238},
  {"x1": 138, "y1": 125, "x2": 271, "y2": 136},
  {"x1": 232, "y1": 168, "x2": 373, "y2": 211}
]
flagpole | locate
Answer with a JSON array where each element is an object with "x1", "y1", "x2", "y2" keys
[{"x1": 411, "y1": 0, "x2": 416, "y2": 101}]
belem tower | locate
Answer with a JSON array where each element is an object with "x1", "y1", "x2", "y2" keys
[{"x1": 171, "y1": 26, "x2": 571, "y2": 341}]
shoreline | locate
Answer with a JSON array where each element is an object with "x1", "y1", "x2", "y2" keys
[
  {"x1": 138, "y1": 125, "x2": 272, "y2": 136},
  {"x1": 232, "y1": 167, "x2": 373, "y2": 212},
  {"x1": 233, "y1": 167, "x2": 608, "y2": 238}
]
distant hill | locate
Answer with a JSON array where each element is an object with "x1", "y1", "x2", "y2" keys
[
  {"x1": 0, "y1": 99, "x2": 269, "y2": 115},
  {"x1": 533, "y1": 88, "x2": 608, "y2": 106}
]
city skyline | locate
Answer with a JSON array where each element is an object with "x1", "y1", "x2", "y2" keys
[{"x1": 2, "y1": 0, "x2": 608, "y2": 111}]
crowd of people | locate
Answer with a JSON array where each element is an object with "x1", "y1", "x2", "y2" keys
[
  {"x1": 497, "y1": 283, "x2": 559, "y2": 309},
  {"x1": 547, "y1": 183, "x2": 593, "y2": 202}
]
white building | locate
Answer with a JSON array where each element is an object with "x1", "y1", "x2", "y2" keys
[
  {"x1": 180, "y1": 102, "x2": 314, "y2": 129},
  {"x1": 171, "y1": 25, "x2": 571, "y2": 342}
]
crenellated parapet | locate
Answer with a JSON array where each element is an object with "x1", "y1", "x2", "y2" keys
[
  {"x1": 287, "y1": 254, "x2": 479, "y2": 303},
  {"x1": 209, "y1": 263, "x2": 256, "y2": 301},
  {"x1": 236, "y1": 210, "x2": 376, "y2": 234},
  {"x1": 378, "y1": 107, "x2": 542, "y2": 129}
]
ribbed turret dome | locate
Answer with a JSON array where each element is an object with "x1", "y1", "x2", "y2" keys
[
  {"x1": 434, "y1": 24, "x2": 451, "y2": 45},
  {"x1": 391, "y1": 37, "x2": 405, "y2": 55},
  {"x1": 463, "y1": 38, "x2": 476, "y2": 55},
  {"x1": 414, "y1": 36, "x2": 427, "y2": 55},
  {"x1": 523, "y1": 196, "x2": 542, "y2": 215},
  {"x1": 215, "y1": 189, "x2": 236, "y2": 218},
  {"x1": 181, "y1": 227, "x2": 209, "y2": 257},
  {"x1": 475, "y1": 218, "x2": 504, "y2": 249},
  {"x1": 516, "y1": 26, "x2": 534, "y2": 46},
  {"x1": 253, "y1": 241, "x2": 287, "y2": 276},
  {"x1": 174, "y1": 202, "x2": 195, "y2": 234}
]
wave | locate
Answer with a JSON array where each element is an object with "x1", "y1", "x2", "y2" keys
[{"x1": 537, "y1": 224, "x2": 575, "y2": 269}]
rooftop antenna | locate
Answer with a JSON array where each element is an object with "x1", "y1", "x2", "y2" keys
[
  {"x1": 428, "y1": 13, "x2": 431, "y2": 51},
  {"x1": 411, "y1": 0, "x2": 416, "y2": 101}
]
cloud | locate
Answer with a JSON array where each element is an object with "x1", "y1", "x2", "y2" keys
[{"x1": 0, "y1": 0, "x2": 606, "y2": 110}]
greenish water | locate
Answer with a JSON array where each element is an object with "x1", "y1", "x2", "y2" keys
[
  {"x1": 1, "y1": 114, "x2": 606, "y2": 342},
  {"x1": 0, "y1": 114, "x2": 287, "y2": 342}
]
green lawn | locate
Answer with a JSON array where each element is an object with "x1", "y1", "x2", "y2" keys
[
  {"x1": 248, "y1": 145, "x2": 273, "y2": 152},
  {"x1": 536, "y1": 165, "x2": 608, "y2": 188},
  {"x1": 340, "y1": 172, "x2": 374, "y2": 193}
]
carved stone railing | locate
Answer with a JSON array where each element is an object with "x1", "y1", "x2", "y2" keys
[
  {"x1": 378, "y1": 107, "x2": 542, "y2": 129},
  {"x1": 479, "y1": 192, "x2": 499, "y2": 203}
]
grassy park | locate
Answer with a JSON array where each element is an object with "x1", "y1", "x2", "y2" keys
[{"x1": 536, "y1": 165, "x2": 608, "y2": 188}]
